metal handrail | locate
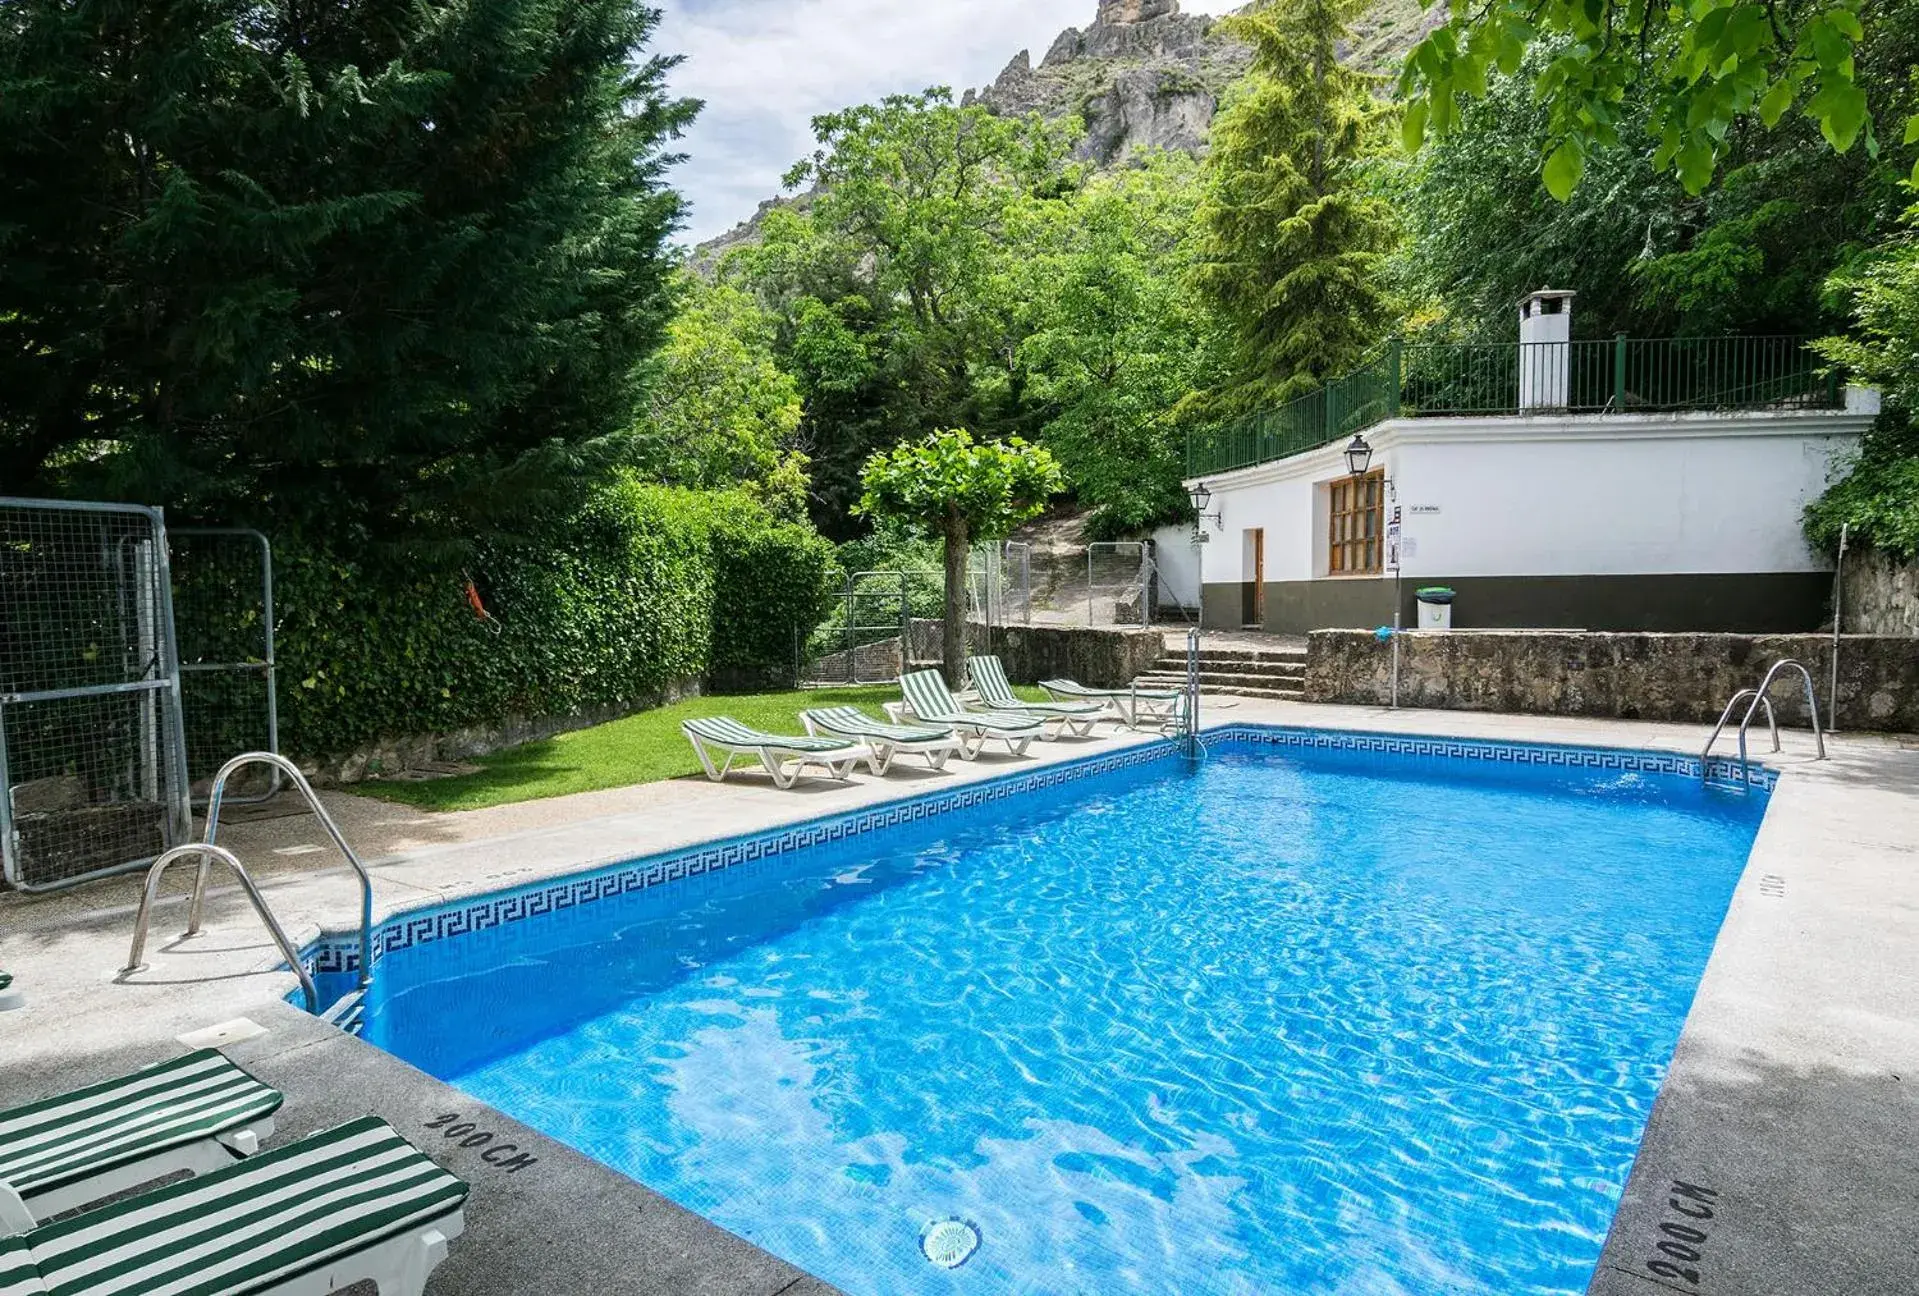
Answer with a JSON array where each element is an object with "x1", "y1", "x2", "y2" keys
[
  {"x1": 1702, "y1": 688, "x2": 1780, "y2": 768},
  {"x1": 1702, "y1": 659, "x2": 1826, "y2": 786},
  {"x1": 195, "y1": 752, "x2": 373, "y2": 990},
  {"x1": 122, "y1": 843, "x2": 318, "y2": 1014}
]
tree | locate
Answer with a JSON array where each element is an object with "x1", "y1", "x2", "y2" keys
[
  {"x1": 1192, "y1": 0, "x2": 1400, "y2": 410},
  {"x1": 855, "y1": 430, "x2": 1063, "y2": 685},
  {"x1": 0, "y1": 0, "x2": 696, "y2": 546},
  {"x1": 1388, "y1": 8, "x2": 1918, "y2": 342},
  {"x1": 725, "y1": 90, "x2": 1077, "y2": 534},
  {"x1": 629, "y1": 274, "x2": 804, "y2": 491},
  {"x1": 1399, "y1": 0, "x2": 1886, "y2": 198},
  {"x1": 1012, "y1": 153, "x2": 1222, "y2": 536}
]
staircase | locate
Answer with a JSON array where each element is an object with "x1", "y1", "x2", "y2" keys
[{"x1": 1136, "y1": 642, "x2": 1307, "y2": 701}]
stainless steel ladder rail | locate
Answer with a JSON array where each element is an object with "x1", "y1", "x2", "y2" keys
[
  {"x1": 121, "y1": 752, "x2": 374, "y2": 1014},
  {"x1": 123, "y1": 843, "x2": 318, "y2": 1014},
  {"x1": 1702, "y1": 659, "x2": 1827, "y2": 786},
  {"x1": 198, "y1": 753, "x2": 373, "y2": 988}
]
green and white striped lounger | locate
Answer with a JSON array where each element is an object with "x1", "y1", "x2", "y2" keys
[
  {"x1": 893, "y1": 671, "x2": 1042, "y2": 756},
  {"x1": 1039, "y1": 677, "x2": 1184, "y2": 728},
  {"x1": 681, "y1": 716, "x2": 868, "y2": 789},
  {"x1": 4, "y1": 1115, "x2": 467, "y2": 1296},
  {"x1": 0, "y1": 1049, "x2": 283, "y2": 1234},
  {"x1": 801, "y1": 707, "x2": 964, "y2": 773},
  {"x1": 967, "y1": 656, "x2": 1104, "y2": 737}
]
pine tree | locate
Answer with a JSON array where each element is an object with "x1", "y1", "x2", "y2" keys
[
  {"x1": 0, "y1": 0, "x2": 697, "y2": 545},
  {"x1": 1193, "y1": 0, "x2": 1399, "y2": 409}
]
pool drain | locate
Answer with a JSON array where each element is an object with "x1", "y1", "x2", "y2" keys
[{"x1": 920, "y1": 1218, "x2": 980, "y2": 1269}]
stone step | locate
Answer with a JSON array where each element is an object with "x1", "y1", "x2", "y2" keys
[
  {"x1": 1196, "y1": 685, "x2": 1306, "y2": 701},
  {"x1": 1148, "y1": 657, "x2": 1306, "y2": 677},
  {"x1": 1154, "y1": 646, "x2": 1306, "y2": 664},
  {"x1": 1137, "y1": 669, "x2": 1304, "y2": 691}
]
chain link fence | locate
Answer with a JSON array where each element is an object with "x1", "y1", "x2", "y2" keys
[
  {"x1": 0, "y1": 499, "x2": 194, "y2": 891},
  {"x1": 1086, "y1": 541, "x2": 1151, "y2": 628}
]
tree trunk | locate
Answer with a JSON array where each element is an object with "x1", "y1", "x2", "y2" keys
[{"x1": 941, "y1": 506, "x2": 970, "y2": 688}]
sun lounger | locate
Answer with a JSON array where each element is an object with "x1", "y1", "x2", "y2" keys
[
  {"x1": 0, "y1": 974, "x2": 19, "y2": 1013},
  {"x1": 681, "y1": 716, "x2": 868, "y2": 789},
  {"x1": 1039, "y1": 677, "x2": 1184, "y2": 728},
  {"x1": 893, "y1": 671, "x2": 1042, "y2": 755},
  {"x1": 800, "y1": 707, "x2": 964, "y2": 773},
  {"x1": 2, "y1": 1115, "x2": 467, "y2": 1296},
  {"x1": 0, "y1": 1049, "x2": 283, "y2": 1234},
  {"x1": 966, "y1": 656, "x2": 1103, "y2": 737}
]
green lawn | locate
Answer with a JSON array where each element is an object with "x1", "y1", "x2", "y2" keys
[{"x1": 355, "y1": 683, "x2": 1047, "y2": 813}]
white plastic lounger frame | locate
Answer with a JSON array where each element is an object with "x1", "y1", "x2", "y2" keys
[
  {"x1": 682, "y1": 717, "x2": 867, "y2": 789},
  {"x1": 801, "y1": 707, "x2": 964, "y2": 773},
  {"x1": 0, "y1": 1049, "x2": 282, "y2": 1235},
  {"x1": 3, "y1": 1116, "x2": 466, "y2": 1296},
  {"x1": 966, "y1": 657, "x2": 1103, "y2": 738},
  {"x1": 1039, "y1": 678, "x2": 1183, "y2": 729},
  {"x1": 893, "y1": 671, "x2": 1042, "y2": 756}
]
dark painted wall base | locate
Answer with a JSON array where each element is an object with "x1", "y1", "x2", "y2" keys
[{"x1": 1205, "y1": 572, "x2": 1834, "y2": 635}]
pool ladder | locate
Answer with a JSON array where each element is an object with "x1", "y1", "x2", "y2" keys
[
  {"x1": 1701, "y1": 659, "x2": 1827, "y2": 790},
  {"x1": 122, "y1": 753, "x2": 374, "y2": 1015}
]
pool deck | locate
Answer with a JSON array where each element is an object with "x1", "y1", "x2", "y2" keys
[{"x1": 2, "y1": 700, "x2": 1914, "y2": 1295}]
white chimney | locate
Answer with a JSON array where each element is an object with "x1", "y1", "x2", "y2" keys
[{"x1": 1517, "y1": 288, "x2": 1575, "y2": 410}]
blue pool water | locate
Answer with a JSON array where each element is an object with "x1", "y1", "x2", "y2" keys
[{"x1": 351, "y1": 736, "x2": 1766, "y2": 1294}]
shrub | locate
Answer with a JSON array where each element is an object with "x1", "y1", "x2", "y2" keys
[{"x1": 274, "y1": 477, "x2": 834, "y2": 757}]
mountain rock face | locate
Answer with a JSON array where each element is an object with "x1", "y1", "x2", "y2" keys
[
  {"x1": 696, "y1": 0, "x2": 1433, "y2": 260},
  {"x1": 964, "y1": 0, "x2": 1249, "y2": 165}
]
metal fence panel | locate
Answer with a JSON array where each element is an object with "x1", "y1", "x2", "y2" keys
[
  {"x1": 171, "y1": 529, "x2": 280, "y2": 804},
  {"x1": 0, "y1": 498, "x2": 192, "y2": 891},
  {"x1": 1087, "y1": 542, "x2": 1150, "y2": 628}
]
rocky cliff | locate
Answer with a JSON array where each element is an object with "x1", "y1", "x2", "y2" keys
[{"x1": 696, "y1": 0, "x2": 1433, "y2": 260}]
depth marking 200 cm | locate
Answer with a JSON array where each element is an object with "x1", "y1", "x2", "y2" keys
[
  {"x1": 1646, "y1": 1179, "x2": 1720, "y2": 1287},
  {"x1": 425, "y1": 1112, "x2": 539, "y2": 1174}
]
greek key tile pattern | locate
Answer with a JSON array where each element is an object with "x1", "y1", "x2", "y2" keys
[{"x1": 300, "y1": 726, "x2": 1774, "y2": 979}]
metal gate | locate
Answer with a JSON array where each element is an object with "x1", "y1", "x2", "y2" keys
[
  {"x1": 171, "y1": 528, "x2": 280, "y2": 805},
  {"x1": 0, "y1": 499, "x2": 193, "y2": 891},
  {"x1": 1087, "y1": 541, "x2": 1151, "y2": 628}
]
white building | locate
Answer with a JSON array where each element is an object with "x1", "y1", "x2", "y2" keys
[{"x1": 1157, "y1": 292, "x2": 1874, "y2": 634}]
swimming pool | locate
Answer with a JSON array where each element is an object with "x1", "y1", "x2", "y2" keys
[{"x1": 309, "y1": 728, "x2": 1771, "y2": 1295}]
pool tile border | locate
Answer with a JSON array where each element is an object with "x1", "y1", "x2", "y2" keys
[{"x1": 302, "y1": 724, "x2": 1774, "y2": 979}]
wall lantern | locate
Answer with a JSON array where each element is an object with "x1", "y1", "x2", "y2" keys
[
  {"x1": 1344, "y1": 433, "x2": 1375, "y2": 478},
  {"x1": 1188, "y1": 481, "x2": 1222, "y2": 532}
]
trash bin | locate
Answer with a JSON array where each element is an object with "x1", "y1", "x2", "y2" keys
[{"x1": 1415, "y1": 586, "x2": 1455, "y2": 631}]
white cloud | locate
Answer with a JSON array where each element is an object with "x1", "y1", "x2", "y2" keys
[{"x1": 655, "y1": 0, "x2": 1240, "y2": 245}]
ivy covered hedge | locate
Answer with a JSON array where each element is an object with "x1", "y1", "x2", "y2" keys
[{"x1": 275, "y1": 477, "x2": 835, "y2": 757}]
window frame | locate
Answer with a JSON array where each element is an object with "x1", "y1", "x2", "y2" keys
[{"x1": 1327, "y1": 470, "x2": 1385, "y2": 576}]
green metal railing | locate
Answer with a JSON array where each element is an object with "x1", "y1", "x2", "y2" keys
[{"x1": 1187, "y1": 335, "x2": 1842, "y2": 478}]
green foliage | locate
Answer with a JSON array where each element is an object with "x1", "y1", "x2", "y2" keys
[
  {"x1": 1400, "y1": 0, "x2": 1881, "y2": 197},
  {"x1": 1013, "y1": 154, "x2": 1222, "y2": 536},
  {"x1": 629, "y1": 274, "x2": 804, "y2": 491},
  {"x1": 1194, "y1": 0, "x2": 1401, "y2": 408},
  {"x1": 1805, "y1": 203, "x2": 1919, "y2": 557},
  {"x1": 722, "y1": 90, "x2": 1078, "y2": 534},
  {"x1": 855, "y1": 430, "x2": 1064, "y2": 542},
  {"x1": 1389, "y1": 23, "x2": 1916, "y2": 341},
  {"x1": 856, "y1": 429, "x2": 1062, "y2": 681},
  {"x1": 276, "y1": 480, "x2": 835, "y2": 756},
  {"x1": 0, "y1": 0, "x2": 695, "y2": 546}
]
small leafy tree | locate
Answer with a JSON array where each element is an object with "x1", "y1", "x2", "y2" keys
[
  {"x1": 856, "y1": 430, "x2": 1063, "y2": 684},
  {"x1": 1193, "y1": 0, "x2": 1400, "y2": 410}
]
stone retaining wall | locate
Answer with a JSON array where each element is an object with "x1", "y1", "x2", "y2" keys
[
  {"x1": 974, "y1": 623, "x2": 1165, "y2": 689},
  {"x1": 305, "y1": 676, "x2": 703, "y2": 784},
  {"x1": 1844, "y1": 548, "x2": 1919, "y2": 636},
  {"x1": 1306, "y1": 630, "x2": 1919, "y2": 733}
]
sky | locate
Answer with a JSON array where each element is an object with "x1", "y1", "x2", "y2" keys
[{"x1": 654, "y1": 0, "x2": 1239, "y2": 245}]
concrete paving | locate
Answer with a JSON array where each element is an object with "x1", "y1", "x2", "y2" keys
[{"x1": 2, "y1": 700, "x2": 1915, "y2": 1295}]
